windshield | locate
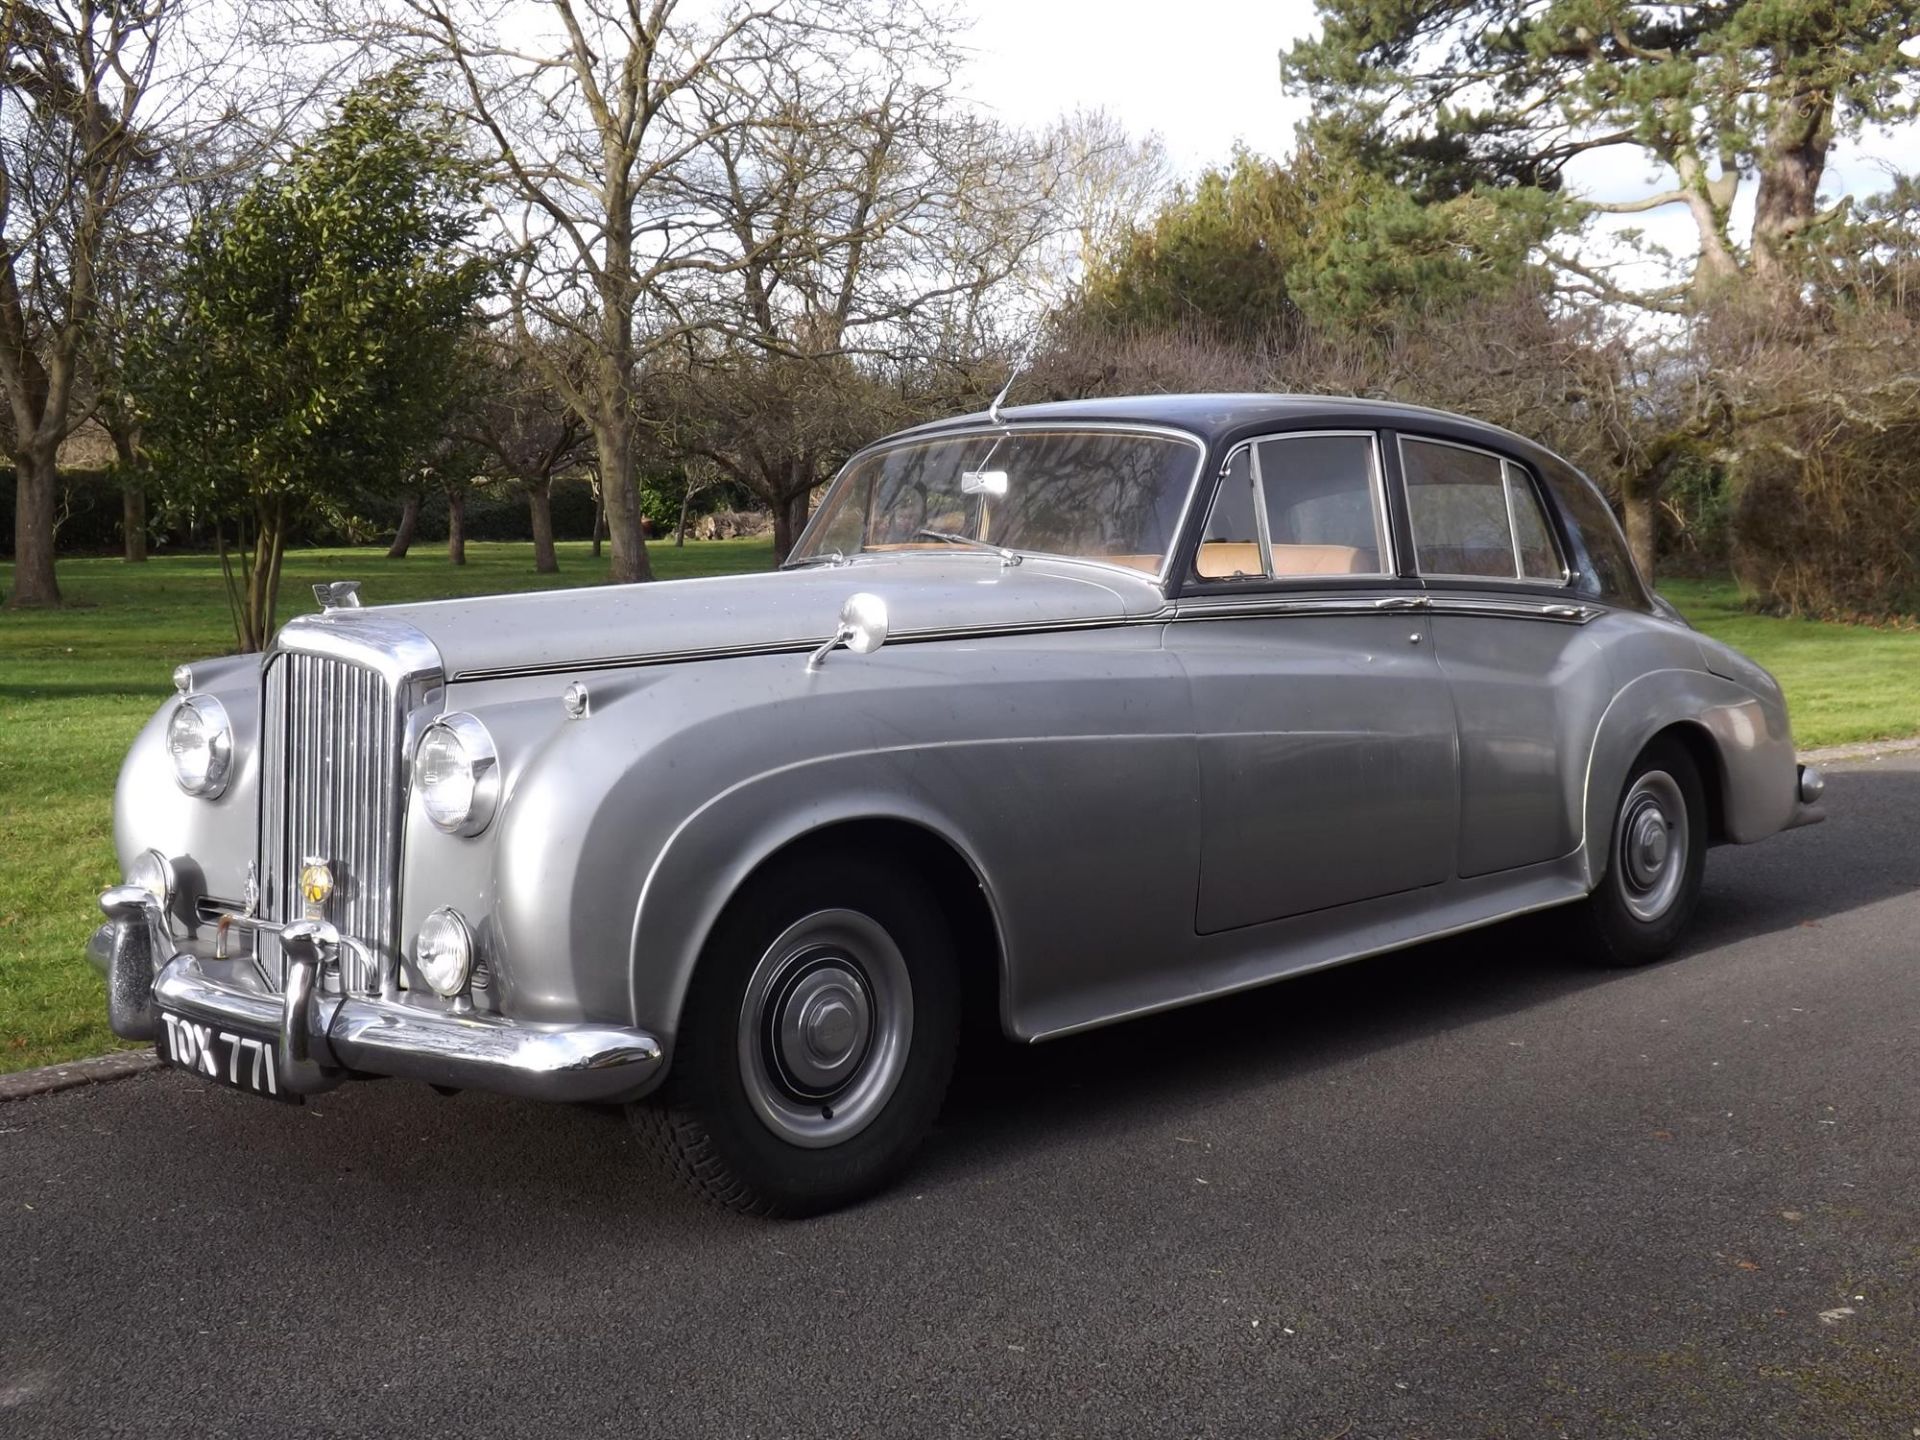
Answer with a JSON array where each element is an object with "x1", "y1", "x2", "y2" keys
[{"x1": 791, "y1": 427, "x2": 1204, "y2": 575}]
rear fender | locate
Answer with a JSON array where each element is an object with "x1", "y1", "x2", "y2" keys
[{"x1": 1581, "y1": 666, "x2": 1797, "y2": 886}]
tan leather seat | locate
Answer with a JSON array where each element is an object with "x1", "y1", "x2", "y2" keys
[
  {"x1": 1272, "y1": 543, "x2": 1371, "y2": 575},
  {"x1": 1195, "y1": 542, "x2": 1372, "y2": 578},
  {"x1": 1195, "y1": 542, "x2": 1265, "y2": 578}
]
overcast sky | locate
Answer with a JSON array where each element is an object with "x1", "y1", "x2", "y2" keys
[{"x1": 956, "y1": 0, "x2": 1916, "y2": 286}]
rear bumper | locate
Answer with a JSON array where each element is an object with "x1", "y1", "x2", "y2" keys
[
  {"x1": 1784, "y1": 763, "x2": 1826, "y2": 831},
  {"x1": 89, "y1": 889, "x2": 665, "y2": 1105}
]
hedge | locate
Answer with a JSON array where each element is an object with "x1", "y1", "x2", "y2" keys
[{"x1": 1, "y1": 471, "x2": 615, "y2": 557}]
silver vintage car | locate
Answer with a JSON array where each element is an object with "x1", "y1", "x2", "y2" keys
[{"x1": 91, "y1": 395, "x2": 1824, "y2": 1214}]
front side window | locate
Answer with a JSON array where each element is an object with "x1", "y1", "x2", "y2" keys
[
  {"x1": 1193, "y1": 432, "x2": 1389, "y2": 582},
  {"x1": 794, "y1": 428, "x2": 1203, "y2": 575},
  {"x1": 1401, "y1": 437, "x2": 1564, "y2": 582}
]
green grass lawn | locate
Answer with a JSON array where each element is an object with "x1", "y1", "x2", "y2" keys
[
  {"x1": 1658, "y1": 580, "x2": 1920, "y2": 749},
  {"x1": 0, "y1": 551, "x2": 1913, "y2": 1075}
]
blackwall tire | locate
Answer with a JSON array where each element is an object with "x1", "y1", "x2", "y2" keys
[
  {"x1": 630, "y1": 847, "x2": 960, "y2": 1217},
  {"x1": 1572, "y1": 736, "x2": 1707, "y2": 968}
]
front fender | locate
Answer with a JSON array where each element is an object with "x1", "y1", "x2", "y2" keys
[
  {"x1": 628, "y1": 768, "x2": 1007, "y2": 1060},
  {"x1": 113, "y1": 653, "x2": 262, "y2": 920}
]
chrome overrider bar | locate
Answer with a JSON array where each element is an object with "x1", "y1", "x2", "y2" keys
[{"x1": 88, "y1": 887, "x2": 665, "y2": 1103}]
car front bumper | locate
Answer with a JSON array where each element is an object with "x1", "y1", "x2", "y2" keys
[{"x1": 87, "y1": 886, "x2": 665, "y2": 1104}]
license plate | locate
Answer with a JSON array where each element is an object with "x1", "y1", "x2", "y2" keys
[{"x1": 155, "y1": 1011, "x2": 300, "y2": 1103}]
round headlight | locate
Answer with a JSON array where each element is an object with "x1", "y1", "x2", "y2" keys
[
  {"x1": 415, "y1": 907, "x2": 474, "y2": 997},
  {"x1": 166, "y1": 695, "x2": 233, "y2": 798},
  {"x1": 414, "y1": 712, "x2": 500, "y2": 836}
]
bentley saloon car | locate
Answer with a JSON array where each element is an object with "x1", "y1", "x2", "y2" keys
[{"x1": 90, "y1": 394, "x2": 1825, "y2": 1214}]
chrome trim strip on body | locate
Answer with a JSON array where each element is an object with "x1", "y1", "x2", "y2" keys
[
  {"x1": 786, "y1": 420, "x2": 1211, "y2": 588},
  {"x1": 451, "y1": 591, "x2": 1604, "y2": 680},
  {"x1": 1424, "y1": 595, "x2": 1598, "y2": 624},
  {"x1": 450, "y1": 609, "x2": 1179, "y2": 681}
]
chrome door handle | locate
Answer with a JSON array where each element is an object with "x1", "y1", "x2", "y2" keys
[{"x1": 1375, "y1": 595, "x2": 1430, "y2": 611}]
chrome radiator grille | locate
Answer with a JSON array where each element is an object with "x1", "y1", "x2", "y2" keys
[{"x1": 258, "y1": 651, "x2": 408, "y2": 988}]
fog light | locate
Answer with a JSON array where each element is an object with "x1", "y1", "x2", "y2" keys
[
  {"x1": 1798, "y1": 765, "x2": 1825, "y2": 804},
  {"x1": 127, "y1": 849, "x2": 174, "y2": 905},
  {"x1": 415, "y1": 907, "x2": 474, "y2": 997}
]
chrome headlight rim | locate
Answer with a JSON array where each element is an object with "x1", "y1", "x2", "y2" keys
[
  {"x1": 126, "y1": 848, "x2": 176, "y2": 906},
  {"x1": 167, "y1": 694, "x2": 234, "y2": 799},
  {"x1": 415, "y1": 906, "x2": 475, "y2": 998},
  {"x1": 414, "y1": 711, "x2": 500, "y2": 837}
]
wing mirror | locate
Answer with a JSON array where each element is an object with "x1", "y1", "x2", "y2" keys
[{"x1": 807, "y1": 592, "x2": 889, "y2": 671}]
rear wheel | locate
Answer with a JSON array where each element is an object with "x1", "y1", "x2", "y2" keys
[
  {"x1": 631, "y1": 848, "x2": 959, "y2": 1216},
  {"x1": 1573, "y1": 736, "x2": 1707, "y2": 967}
]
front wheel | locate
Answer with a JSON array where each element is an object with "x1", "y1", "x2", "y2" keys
[
  {"x1": 631, "y1": 849, "x2": 960, "y2": 1216},
  {"x1": 1571, "y1": 737, "x2": 1707, "y2": 967}
]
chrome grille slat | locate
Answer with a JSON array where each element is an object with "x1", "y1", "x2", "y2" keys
[{"x1": 258, "y1": 648, "x2": 410, "y2": 995}]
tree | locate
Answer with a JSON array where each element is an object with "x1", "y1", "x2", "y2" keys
[
  {"x1": 464, "y1": 334, "x2": 592, "y2": 573},
  {"x1": 668, "y1": 16, "x2": 1055, "y2": 558},
  {"x1": 137, "y1": 69, "x2": 491, "y2": 650},
  {"x1": 1080, "y1": 146, "x2": 1558, "y2": 339},
  {"x1": 0, "y1": 1, "x2": 332, "y2": 603},
  {"x1": 379, "y1": 0, "x2": 793, "y2": 584},
  {"x1": 1284, "y1": 0, "x2": 1920, "y2": 301},
  {"x1": 1039, "y1": 107, "x2": 1173, "y2": 291},
  {"x1": 0, "y1": 2, "x2": 171, "y2": 605}
]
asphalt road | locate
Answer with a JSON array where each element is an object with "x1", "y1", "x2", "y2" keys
[{"x1": 4, "y1": 758, "x2": 1917, "y2": 1439}]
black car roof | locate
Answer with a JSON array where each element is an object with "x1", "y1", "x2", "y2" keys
[{"x1": 890, "y1": 393, "x2": 1547, "y2": 460}]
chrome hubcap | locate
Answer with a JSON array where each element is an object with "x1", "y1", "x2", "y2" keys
[
  {"x1": 1614, "y1": 770, "x2": 1688, "y2": 922},
  {"x1": 738, "y1": 909, "x2": 912, "y2": 1148}
]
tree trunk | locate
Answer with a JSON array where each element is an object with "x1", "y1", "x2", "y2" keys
[
  {"x1": 109, "y1": 422, "x2": 148, "y2": 564},
  {"x1": 527, "y1": 482, "x2": 558, "y2": 573},
  {"x1": 591, "y1": 423, "x2": 652, "y2": 583},
  {"x1": 1620, "y1": 471, "x2": 1657, "y2": 586},
  {"x1": 591, "y1": 484, "x2": 605, "y2": 558},
  {"x1": 771, "y1": 486, "x2": 812, "y2": 564},
  {"x1": 6, "y1": 450, "x2": 62, "y2": 607},
  {"x1": 387, "y1": 493, "x2": 420, "y2": 558},
  {"x1": 231, "y1": 499, "x2": 289, "y2": 653},
  {"x1": 1752, "y1": 86, "x2": 1833, "y2": 288},
  {"x1": 447, "y1": 487, "x2": 467, "y2": 566},
  {"x1": 121, "y1": 483, "x2": 148, "y2": 563}
]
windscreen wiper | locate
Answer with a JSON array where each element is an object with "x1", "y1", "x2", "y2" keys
[{"x1": 913, "y1": 529, "x2": 1023, "y2": 567}]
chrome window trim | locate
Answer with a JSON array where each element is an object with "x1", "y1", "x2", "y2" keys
[
  {"x1": 1396, "y1": 433, "x2": 1573, "y2": 588},
  {"x1": 1246, "y1": 444, "x2": 1277, "y2": 580},
  {"x1": 790, "y1": 420, "x2": 1210, "y2": 589},
  {"x1": 1191, "y1": 429, "x2": 1396, "y2": 587},
  {"x1": 1502, "y1": 457, "x2": 1573, "y2": 584}
]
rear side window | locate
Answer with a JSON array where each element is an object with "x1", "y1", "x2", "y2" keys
[
  {"x1": 1401, "y1": 437, "x2": 1564, "y2": 583},
  {"x1": 1537, "y1": 462, "x2": 1650, "y2": 607},
  {"x1": 1193, "y1": 432, "x2": 1387, "y2": 582}
]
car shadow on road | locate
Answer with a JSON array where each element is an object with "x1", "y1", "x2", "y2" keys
[
  {"x1": 78, "y1": 765, "x2": 1912, "y2": 1230},
  {"x1": 917, "y1": 762, "x2": 1920, "y2": 1188}
]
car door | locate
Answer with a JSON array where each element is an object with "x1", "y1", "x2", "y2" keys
[
  {"x1": 1168, "y1": 430, "x2": 1460, "y2": 935},
  {"x1": 1396, "y1": 433, "x2": 1597, "y2": 877}
]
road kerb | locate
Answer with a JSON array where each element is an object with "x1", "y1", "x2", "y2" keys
[
  {"x1": 1799, "y1": 736, "x2": 1920, "y2": 765},
  {"x1": 0, "y1": 1049, "x2": 159, "y2": 1102}
]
